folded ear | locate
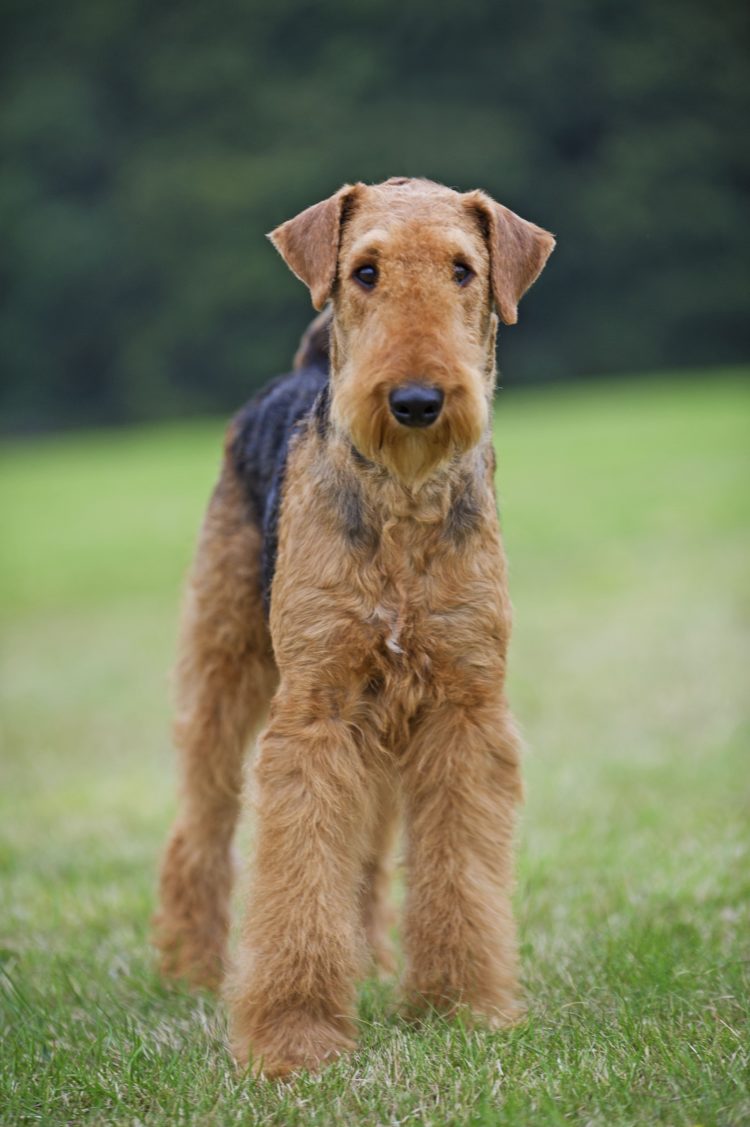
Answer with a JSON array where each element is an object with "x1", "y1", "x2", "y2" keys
[
  {"x1": 268, "y1": 183, "x2": 363, "y2": 311},
  {"x1": 465, "y1": 191, "x2": 555, "y2": 325}
]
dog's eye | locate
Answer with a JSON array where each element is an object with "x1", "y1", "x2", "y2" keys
[
  {"x1": 353, "y1": 264, "x2": 378, "y2": 289},
  {"x1": 453, "y1": 262, "x2": 474, "y2": 286}
]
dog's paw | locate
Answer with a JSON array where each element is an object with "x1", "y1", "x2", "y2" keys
[
  {"x1": 232, "y1": 1010, "x2": 356, "y2": 1079},
  {"x1": 152, "y1": 915, "x2": 225, "y2": 992},
  {"x1": 397, "y1": 982, "x2": 524, "y2": 1029}
]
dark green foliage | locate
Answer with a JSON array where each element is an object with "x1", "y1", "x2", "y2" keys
[{"x1": 2, "y1": 0, "x2": 749, "y2": 429}]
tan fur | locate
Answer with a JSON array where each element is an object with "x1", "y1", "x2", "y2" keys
[{"x1": 154, "y1": 178, "x2": 554, "y2": 1077}]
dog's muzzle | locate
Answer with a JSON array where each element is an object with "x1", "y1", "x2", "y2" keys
[{"x1": 388, "y1": 383, "x2": 444, "y2": 428}]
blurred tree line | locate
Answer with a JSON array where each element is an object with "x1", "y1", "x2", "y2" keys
[{"x1": 2, "y1": 0, "x2": 748, "y2": 430}]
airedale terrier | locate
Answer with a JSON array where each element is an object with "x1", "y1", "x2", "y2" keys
[{"x1": 153, "y1": 177, "x2": 554, "y2": 1077}]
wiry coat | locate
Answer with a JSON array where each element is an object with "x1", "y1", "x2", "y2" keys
[{"x1": 154, "y1": 177, "x2": 554, "y2": 1077}]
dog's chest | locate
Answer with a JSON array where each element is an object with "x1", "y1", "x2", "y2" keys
[
  {"x1": 349, "y1": 522, "x2": 508, "y2": 748},
  {"x1": 358, "y1": 516, "x2": 501, "y2": 673}
]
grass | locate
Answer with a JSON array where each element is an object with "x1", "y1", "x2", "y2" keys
[{"x1": 1, "y1": 369, "x2": 749, "y2": 1125}]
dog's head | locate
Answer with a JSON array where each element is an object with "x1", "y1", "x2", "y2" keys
[{"x1": 270, "y1": 178, "x2": 554, "y2": 487}]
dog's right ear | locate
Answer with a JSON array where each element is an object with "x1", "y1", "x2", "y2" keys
[{"x1": 268, "y1": 184, "x2": 362, "y2": 311}]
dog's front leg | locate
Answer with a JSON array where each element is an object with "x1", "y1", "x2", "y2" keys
[
  {"x1": 228, "y1": 693, "x2": 374, "y2": 1077},
  {"x1": 400, "y1": 696, "x2": 524, "y2": 1027}
]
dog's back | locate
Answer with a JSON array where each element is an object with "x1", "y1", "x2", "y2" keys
[{"x1": 229, "y1": 312, "x2": 331, "y2": 612}]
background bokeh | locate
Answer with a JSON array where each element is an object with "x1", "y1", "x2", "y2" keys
[{"x1": 2, "y1": 0, "x2": 749, "y2": 431}]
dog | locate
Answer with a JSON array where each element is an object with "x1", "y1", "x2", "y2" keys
[{"x1": 154, "y1": 176, "x2": 555, "y2": 1077}]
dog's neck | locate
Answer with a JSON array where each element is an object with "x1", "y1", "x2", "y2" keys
[{"x1": 320, "y1": 425, "x2": 494, "y2": 536}]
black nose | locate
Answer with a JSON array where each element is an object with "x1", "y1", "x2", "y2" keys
[{"x1": 388, "y1": 383, "x2": 444, "y2": 428}]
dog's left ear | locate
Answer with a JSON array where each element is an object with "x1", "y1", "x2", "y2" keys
[
  {"x1": 268, "y1": 183, "x2": 363, "y2": 311},
  {"x1": 465, "y1": 191, "x2": 555, "y2": 325}
]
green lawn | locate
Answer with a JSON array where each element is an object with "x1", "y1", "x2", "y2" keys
[{"x1": 1, "y1": 371, "x2": 748, "y2": 1126}]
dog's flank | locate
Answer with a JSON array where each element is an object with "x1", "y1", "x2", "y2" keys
[{"x1": 154, "y1": 177, "x2": 554, "y2": 1078}]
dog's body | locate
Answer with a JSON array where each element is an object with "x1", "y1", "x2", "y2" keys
[{"x1": 154, "y1": 178, "x2": 554, "y2": 1077}]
